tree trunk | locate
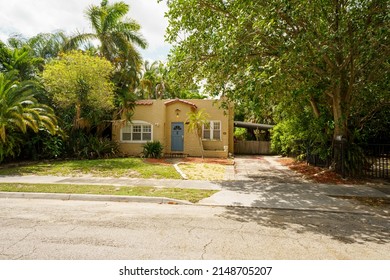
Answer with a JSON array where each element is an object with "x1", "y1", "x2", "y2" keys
[
  {"x1": 74, "y1": 103, "x2": 82, "y2": 130},
  {"x1": 332, "y1": 82, "x2": 349, "y2": 141},
  {"x1": 196, "y1": 132, "x2": 204, "y2": 159},
  {"x1": 331, "y1": 83, "x2": 350, "y2": 174}
]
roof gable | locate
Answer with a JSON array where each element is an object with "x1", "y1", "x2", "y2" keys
[{"x1": 164, "y1": 98, "x2": 197, "y2": 109}]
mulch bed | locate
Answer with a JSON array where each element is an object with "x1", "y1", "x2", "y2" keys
[
  {"x1": 144, "y1": 157, "x2": 234, "y2": 166},
  {"x1": 278, "y1": 157, "x2": 369, "y2": 185},
  {"x1": 180, "y1": 157, "x2": 234, "y2": 165}
]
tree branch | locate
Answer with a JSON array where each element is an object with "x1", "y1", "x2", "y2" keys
[
  {"x1": 309, "y1": 95, "x2": 321, "y2": 118},
  {"x1": 198, "y1": 0, "x2": 235, "y2": 19},
  {"x1": 359, "y1": 102, "x2": 390, "y2": 129}
]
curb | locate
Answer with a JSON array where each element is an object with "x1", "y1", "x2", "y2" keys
[
  {"x1": 0, "y1": 192, "x2": 379, "y2": 215},
  {"x1": 0, "y1": 192, "x2": 193, "y2": 205},
  {"x1": 197, "y1": 202, "x2": 375, "y2": 215},
  {"x1": 173, "y1": 163, "x2": 188, "y2": 180}
]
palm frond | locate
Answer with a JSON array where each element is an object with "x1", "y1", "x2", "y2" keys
[
  {"x1": 66, "y1": 32, "x2": 97, "y2": 51},
  {"x1": 0, "y1": 72, "x2": 58, "y2": 145}
]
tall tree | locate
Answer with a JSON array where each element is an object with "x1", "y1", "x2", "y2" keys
[
  {"x1": 164, "y1": 0, "x2": 390, "y2": 144},
  {"x1": 137, "y1": 60, "x2": 173, "y2": 99},
  {"x1": 0, "y1": 41, "x2": 43, "y2": 81},
  {"x1": 138, "y1": 60, "x2": 159, "y2": 99},
  {"x1": 70, "y1": 0, "x2": 148, "y2": 119},
  {"x1": 7, "y1": 31, "x2": 74, "y2": 62},
  {"x1": 42, "y1": 51, "x2": 114, "y2": 130},
  {"x1": 73, "y1": 0, "x2": 147, "y2": 64}
]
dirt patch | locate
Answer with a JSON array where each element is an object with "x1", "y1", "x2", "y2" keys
[
  {"x1": 178, "y1": 163, "x2": 226, "y2": 181},
  {"x1": 143, "y1": 157, "x2": 231, "y2": 180},
  {"x1": 278, "y1": 157, "x2": 368, "y2": 185},
  {"x1": 181, "y1": 157, "x2": 234, "y2": 165}
]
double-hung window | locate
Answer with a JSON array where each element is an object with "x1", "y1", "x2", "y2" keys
[
  {"x1": 202, "y1": 121, "x2": 221, "y2": 140},
  {"x1": 121, "y1": 122, "x2": 152, "y2": 142}
]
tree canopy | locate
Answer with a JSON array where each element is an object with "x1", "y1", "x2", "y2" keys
[
  {"x1": 0, "y1": 0, "x2": 155, "y2": 162},
  {"x1": 69, "y1": 0, "x2": 149, "y2": 119},
  {"x1": 164, "y1": 0, "x2": 390, "y2": 148},
  {"x1": 42, "y1": 51, "x2": 115, "y2": 129}
]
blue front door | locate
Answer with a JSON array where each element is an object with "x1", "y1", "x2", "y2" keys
[{"x1": 171, "y1": 122, "x2": 184, "y2": 151}]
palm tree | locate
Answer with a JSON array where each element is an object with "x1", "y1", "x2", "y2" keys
[
  {"x1": 69, "y1": 0, "x2": 147, "y2": 120},
  {"x1": 0, "y1": 42, "x2": 43, "y2": 81},
  {"x1": 7, "y1": 31, "x2": 75, "y2": 63},
  {"x1": 186, "y1": 109, "x2": 210, "y2": 159},
  {"x1": 137, "y1": 61, "x2": 173, "y2": 99},
  {"x1": 154, "y1": 62, "x2": 171, "y2": 99},
  {"x1": 138, "y1": 60, "x2": 158, "y2": 99},
  {"x1": 27, "y1": 31, "x2": 73, "y2": 60},
  {"x1": 0, "y1": 72, "x2": 57, "y2": 160},
  {"x1": 70, "y1": 0, "x2": 147, "y2": 67}
]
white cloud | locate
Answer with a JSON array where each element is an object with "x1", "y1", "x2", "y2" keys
[{"x1": 0, "y1": 0, "x2": 170, "y2": 61}]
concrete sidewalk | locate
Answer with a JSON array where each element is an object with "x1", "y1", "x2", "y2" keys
[
  {"x1": 199, "y1": 181, "x2": 390, "y2": 214},
  {"x1": 0, "y1": 155, "x2": 389, "y2": 214},
  {"x1": 0, "y1": 173, "x2": 389, "y2": 214}
]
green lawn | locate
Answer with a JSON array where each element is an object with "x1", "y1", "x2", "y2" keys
[
  {"x1": 0, "y1": 158, "x2": 181, "y2": 179},
  {"x1": 0, "y1": 183, "x2": 218, "y2": 203}
]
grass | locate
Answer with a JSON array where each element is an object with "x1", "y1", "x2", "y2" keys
[
  {"x1": 0, "y1": 158, "x2": 182, "y2": 179},
  {"x1": 178, "y1": 163, "x2": 226, "y2": 180},
  {"x1": 0, "y1": 183, "x2": 218, "y2": 203}
]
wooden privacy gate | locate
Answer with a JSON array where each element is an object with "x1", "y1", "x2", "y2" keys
[{"x1": 234, "y1": 140, "x2": 272, "y2": 155}]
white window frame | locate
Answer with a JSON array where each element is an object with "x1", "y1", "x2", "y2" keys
[
  {"x1": 202, "y1": 121, "x2": 221, "y2": 141},
  {"x1": 120, "y1": 121, "x2": 153, "y2": 143}
]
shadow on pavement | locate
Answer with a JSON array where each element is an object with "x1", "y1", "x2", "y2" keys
[
  {"x1": 220, "y1": 206, "x2": 390, "y2": 244},
  {"x1": 215, "y1": 156, "x2": 390, "y2": 244},
  {"x1": 216, "y1": 180, "x2": 388, "y2": 210}
]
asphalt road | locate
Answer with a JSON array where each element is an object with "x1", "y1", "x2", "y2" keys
[{"x1": 1, "y1": 198, "x2": 389, "y2": 260}]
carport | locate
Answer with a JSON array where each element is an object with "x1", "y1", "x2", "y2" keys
[{"x1": 234, "y1": 121, "x2": 274, "y2": 155}]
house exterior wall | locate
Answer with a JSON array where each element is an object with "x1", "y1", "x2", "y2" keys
[
  {"x1": 112, "y1": 99, "x2": 233, "y2": 158},
  {"x1": 112, "y1": 101, "x2": 166, "y2": 156}
]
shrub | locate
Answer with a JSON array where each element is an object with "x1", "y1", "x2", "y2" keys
[
  {"x1": 65, "y1": 130, "x2": 120, "y2": 159},
  {"x1": 234, "y1": 127, "x2": 248, "y2": 141},
  {"x1": 142, "y1": 141, "x2": 163, "y2": 158},
  {"x1": 0, "y1": 133, "x2": 23, "y2": 162}
]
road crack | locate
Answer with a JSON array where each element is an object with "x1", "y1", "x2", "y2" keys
[
  {"x1": 6, "y1": 226, "x2": 37, "y2": 250},
  {"x1": 201, "y1": 239, "x2": 213, "y2": 260}
]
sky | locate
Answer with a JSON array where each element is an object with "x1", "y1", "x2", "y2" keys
[{"x1": 0, "y1": 0, "x2": 171, "y2": 61}]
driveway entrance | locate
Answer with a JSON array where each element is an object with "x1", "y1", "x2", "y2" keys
[
  {"x1": 201, "y1": 156, "x2": 386, "y2": 212},
  {"x1": 233, "y1": 155, "x2": 306, "y2": 183}
]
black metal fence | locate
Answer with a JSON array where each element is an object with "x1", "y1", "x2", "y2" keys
[
  {"x1": 363, "y1": 144, "x2": 390, "y2": 178},
  {"x1": 333, "y1": 141, "x2": 390, "y2": 179},
  {"x1": 303, "y1": 141, "x2": 331, "y2": 168},
  {"x1": 305, "y1": 140, "x2": 390, "y2": 179}
]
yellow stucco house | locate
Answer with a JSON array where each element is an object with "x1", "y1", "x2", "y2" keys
[{"x1": 112, "y1": 98, "x2": 234, "y2": 158}]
